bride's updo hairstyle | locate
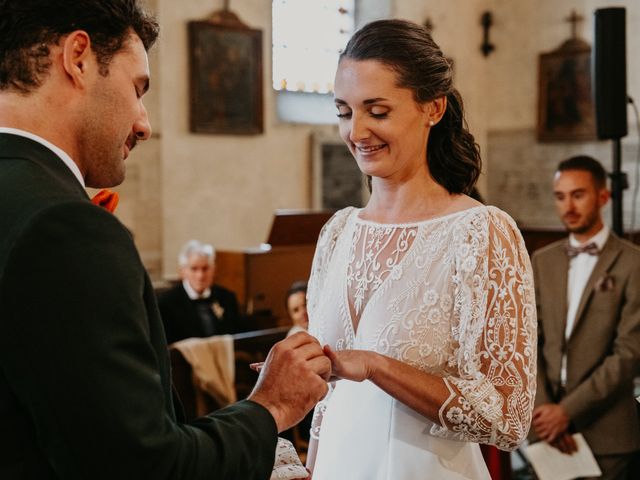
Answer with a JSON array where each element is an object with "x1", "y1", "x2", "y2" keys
[{"x1": 339, "y1": 19, "x2": 481, "y2": 194}]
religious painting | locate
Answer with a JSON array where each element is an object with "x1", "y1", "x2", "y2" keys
[
  {"x1": 311, "y1": 132, "x2": 370, "y2": 210},
  {"x1": 188, "y1": 21, "x2": 263, "y2": 135},
  {"x1": 537, "y1": 38, "x2": 597, "y2": 142}
]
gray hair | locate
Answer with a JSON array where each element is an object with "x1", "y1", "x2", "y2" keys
[{"x1": 178, "y1": 240, "x2": 216, "y2": 267}]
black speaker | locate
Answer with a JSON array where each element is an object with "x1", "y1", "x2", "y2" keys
[{"x1": 593, "y1": 7, "x2": 627, "y2": 139}]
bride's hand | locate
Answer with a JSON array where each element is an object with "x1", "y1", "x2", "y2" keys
[{"x1": 323, "y1": 345, "x2": 375, "y2": 382}]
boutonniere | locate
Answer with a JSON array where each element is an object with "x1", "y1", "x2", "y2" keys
[
  {"x1": 211, "y1": 301, "x2": 225, "y2": 319},
  {"x1": 594, "y1": 274, "x2": 614, "y2": 292},
  {"x1": 91, "y1": 189, "x2": 119, "y2": 213}
]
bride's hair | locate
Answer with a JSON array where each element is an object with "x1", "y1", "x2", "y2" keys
[{"x1": 340, "y1": 19, "x2": 481, "y2": 195}]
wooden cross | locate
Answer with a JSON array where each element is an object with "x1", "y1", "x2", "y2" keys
[{"x1": 565, "y1": 10, "x2": 584, "y2": 39}]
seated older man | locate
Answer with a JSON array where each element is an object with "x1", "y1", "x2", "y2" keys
[{"x1": 159, "y1": 240, "x2": 240, "y2": 344}]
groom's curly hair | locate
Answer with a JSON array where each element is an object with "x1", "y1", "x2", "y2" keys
[{"x1": 0, "y1": 0, "x2": 159, "y2": 93}]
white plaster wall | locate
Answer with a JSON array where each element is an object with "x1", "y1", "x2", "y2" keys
[
  {"x1": 393, "y1": 0, "x2": 640, "y2": 209},
  {"x1": 88, "y1": 0, "x2": 162, "y2": 278},
  {"x1": 484, "y1": 0, "x2": 640, "y2": 230},
  {"x1": 487, "y1": 0, "x2": 640, "y2": 132},
  {"x1": 157, "y1": 0, "x2": 333, "y2": 276},
  {"x1": 155, "y1": 0, "x2": 493, "y2": 277}
]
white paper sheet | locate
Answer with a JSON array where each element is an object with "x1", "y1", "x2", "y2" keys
[{"x1": 524, "y1": 433, "x2": 601, "y2": 480}]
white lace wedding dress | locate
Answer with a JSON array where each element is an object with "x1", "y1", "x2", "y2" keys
[{"x1": 307, "y1": 205, "x2": 537, "y2": 480}]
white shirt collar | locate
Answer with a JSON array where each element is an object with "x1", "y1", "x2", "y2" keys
[
  {"x1": 569, "y1": 224, "x2": 610, "y2": 250},
  {"x1": 182, "y1": 279, "x2": 211, "y2": 300},
  {"x1": 0, "y1": 127, "x2": 85, "y2": 187}
]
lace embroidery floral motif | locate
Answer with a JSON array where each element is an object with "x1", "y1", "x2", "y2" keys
[
  {"x1": 347, "y1": 224, "x2": 416, "y2": 327},
  {"x1": 308, "y1": 206, "x2": 537, "y2": 451}
]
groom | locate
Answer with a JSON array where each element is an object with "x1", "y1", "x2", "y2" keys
[{"x1": 0, "y1": 1, "x2": 329, "y2": 479}]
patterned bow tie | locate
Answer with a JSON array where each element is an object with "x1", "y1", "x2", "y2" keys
[{"x1": 566, "y1": 242, "x2": 599, "y2": 258}]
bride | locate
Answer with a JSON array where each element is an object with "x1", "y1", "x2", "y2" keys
[{"x1": 306, "y1": 19, "x2": 537, "y2": 480}]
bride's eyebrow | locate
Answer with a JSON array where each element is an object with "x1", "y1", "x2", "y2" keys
[
  {"x1": 363, "y1": 97, "x2": 388, "y2": 104},
  {"x1": 334, "y1": 97, "x2": 389, "y2": 105}
]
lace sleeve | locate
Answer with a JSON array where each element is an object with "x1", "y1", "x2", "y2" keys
[
  {"x1": 431, "y1": 208, "x2": 537, "y2": 451},
  {"x1": 307, "y1": 207, "x2": 353, "y2": 343}
]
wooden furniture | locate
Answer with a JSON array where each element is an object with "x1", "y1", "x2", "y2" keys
[
  {"x1": 215, "y1": 210, "x2": 333, "y2": 328},
  {"x1": 216, "y1": 244, "x2": 316, "y2": 326}
]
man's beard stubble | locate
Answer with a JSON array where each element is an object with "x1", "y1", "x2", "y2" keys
[{"x1": 563, "y1": 207, "x2": 600, "y2": 235}]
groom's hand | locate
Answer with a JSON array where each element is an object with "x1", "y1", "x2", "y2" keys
[{"x1": 248, "y1": 332, "x2": 331, "y2": 432}]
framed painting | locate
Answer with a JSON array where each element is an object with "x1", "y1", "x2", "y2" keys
[
  {"x1": 537, "y1": 38, "x2": 597, "y2": 142},
  {"x1": 188, "y1": 20, "x2": 263, "y2": 135},
  {"x1": 311, "y1": 132, "x2": 370, "y2": 210}
]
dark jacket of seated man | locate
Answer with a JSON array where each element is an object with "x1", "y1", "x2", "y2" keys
[{"x1": 159, "y1": 280, "x2": 239, "y2": 344}]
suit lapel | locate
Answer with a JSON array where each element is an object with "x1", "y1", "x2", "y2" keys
[
  {"x1": 570, "y1": 234, "x2": 622, "y2": 339},
  {"x1": 553, "y1": 243, "x2": 570, "y2": 342}
]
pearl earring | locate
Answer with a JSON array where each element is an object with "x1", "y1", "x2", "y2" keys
[{"x1": 429, "y1": 120, "x2": 435, "y2": 127}]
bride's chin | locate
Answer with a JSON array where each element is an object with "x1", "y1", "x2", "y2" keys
[{"x1": 355, "y1": 157, "x2": 382, "y2": 172}]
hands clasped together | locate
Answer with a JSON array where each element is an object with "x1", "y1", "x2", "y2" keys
[
  {"x1": 532, "y1": 403, "x2": 577, "y2": 454},
  {"x1": 248, "y1": 332, "x2": 371, "y2": 433}
]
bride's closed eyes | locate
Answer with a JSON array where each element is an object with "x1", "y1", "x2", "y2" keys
[{"x1": 335, "y1": 105, "x2": 390, "y2": 119}]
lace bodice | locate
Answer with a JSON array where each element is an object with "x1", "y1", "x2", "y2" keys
[{"x1": 308, "y1": 206, "x2": 537, "y2": 451}]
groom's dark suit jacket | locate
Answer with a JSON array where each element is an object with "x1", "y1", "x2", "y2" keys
[{"x1": 0, "y1": 134, "x2": 277, "y2": 479}]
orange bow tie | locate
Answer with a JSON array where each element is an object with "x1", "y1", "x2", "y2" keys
[{"x1": 90, "y1": 189, "x2": 119, "y2": 213}]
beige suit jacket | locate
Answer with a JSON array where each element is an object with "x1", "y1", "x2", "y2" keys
[{"x1": 531, "y1": 233, "x2": 640, "y2": 455}]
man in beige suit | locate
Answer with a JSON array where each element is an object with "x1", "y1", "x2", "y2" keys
[{"x1": 531, "y1": 155, "x2": 640, "y2": 479}]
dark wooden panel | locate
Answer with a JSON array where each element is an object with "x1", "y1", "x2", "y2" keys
[
  {"x1": 266, "y1": 210, "x2": 334, "y2": 246},
  {"x1": 216, "y1": 245, "x2": 315, "y2": 327},
  {"x1": 520, "y1": 227, "x2": 566, "y2": 254}
]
